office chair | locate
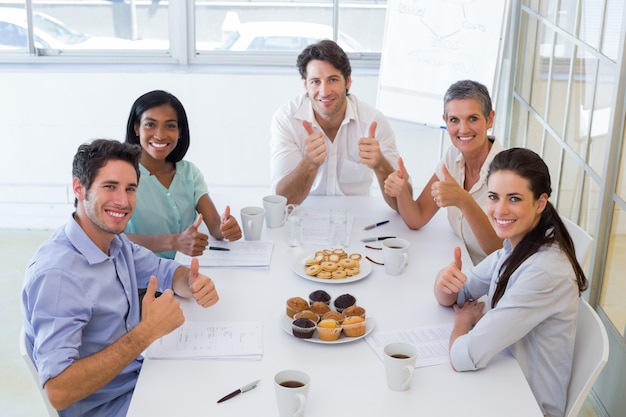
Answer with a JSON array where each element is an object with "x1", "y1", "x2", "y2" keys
[
  {"x1": 18, "y1": 327, "x2": 59, "y2": 417},
  {"x1": 560, "y1": 216, "x2": 593, "y2": 263},
  {"x1": 564, "y1": 298, "x2": 609, "y2": 417}
]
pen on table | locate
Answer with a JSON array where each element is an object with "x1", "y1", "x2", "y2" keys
[
  {"x1": 209, "y1": 246, "x2": 230, "y2": 251},
  {"x1": 217, "y1": 379, "x2": 261, "y2": 404},
  {"x1": 363, "y1": 220, "x2": 390, "y2": 230},
  {"x1": 360, "y1": 236, "x2": 396, "y2": 243}
]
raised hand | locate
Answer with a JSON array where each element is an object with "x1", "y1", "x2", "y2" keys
[
  {"x1": 141, "y1": 276, "x2": 184, "y2": 336},
  {"x1": 436, "y1": 247, "x2": 466, "y2": 295},
  {"x1": 431, "y1": 164, "x2": 465, "y2": 208},
  {"x1": 176, "y1": 214, "x2": 209, "y2": 256},
  {"x1": 187, "y1": 257, "x2": 220, "y2": 308},
  {"x1": 302, "y1": 120, "x2": 327, "y2": 166},
  {"x1": 358, "y1": 122, "x2": 384, "y2": 169},
  {"x1": 219, "y1": 205, "x2": 242, "y2": 241},
  {"x1": 384, "y1": 156, "x2": 410, "y2": 197}
]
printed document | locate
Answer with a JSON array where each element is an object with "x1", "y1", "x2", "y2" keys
[{"x1": 147, "y1": 321, "x2": 263, "y2": 360}]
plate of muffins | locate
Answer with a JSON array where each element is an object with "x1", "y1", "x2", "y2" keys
[
  {"x1": 291, "y1": 249, "x2": 372, "y2": 284},
  {"x1": 281, "y1": 291, "x2": 374, "y2": 344}
]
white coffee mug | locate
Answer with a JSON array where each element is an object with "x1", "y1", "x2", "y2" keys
[
  {"x1": 240, "y1": 206, "x2": 265, "y2": 241},
  {"x1": 382, "y1": 238, "x2": 410, "y2": 275},
  {"x1": 383, "y1": 342, "x2": 418, "y2": 391},
  {"x1": 274, "y1": 369, "x2": 310, "y2": 417},
  {"x1": 263, "y1": 195, "x2": 288, "y2": 228}
]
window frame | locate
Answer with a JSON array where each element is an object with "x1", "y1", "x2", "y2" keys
[{"x1": 0, "y1": 0, "x2": 383, "y2": 68}]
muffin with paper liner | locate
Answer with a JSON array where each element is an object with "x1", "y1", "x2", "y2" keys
[{"x1": 316, "y1": 319, "x2": 342, "y2": 341}]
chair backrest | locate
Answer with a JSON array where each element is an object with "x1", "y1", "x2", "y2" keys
[
  {"x1": 561, "y1": 216, "x2": 593, "y2": 263},
  {"x1": 18, "y1": 327, "x2": 59, "y2": 417},
  {"x1": 564, "y1": 298, "x2": 609, "y2": 417}
]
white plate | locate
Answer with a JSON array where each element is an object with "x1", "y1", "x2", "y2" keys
[
  {"x1": 280, "y1": 314, "x2": 375, "y2": 344},
  {"x1": 291, "y1": 253, "x2": 372, "y2": 284}
]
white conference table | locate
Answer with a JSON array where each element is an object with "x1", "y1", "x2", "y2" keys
[{"x1": 127, "y1": 195, "x2": 543, "y2": 417}]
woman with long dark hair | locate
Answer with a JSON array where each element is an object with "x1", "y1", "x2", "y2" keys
[{"x1": 434, "y1": 147, "x2": 587, "y2": 417}]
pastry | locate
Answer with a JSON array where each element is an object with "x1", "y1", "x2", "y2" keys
[
  {"x1": 316, "y1": 270, "x2": 332, "y2": 279},
  {"x1": 345, "y1": 266, "x2": 360, "y2": 276},
  {"x1": 339, "y1": 258, "x2": 358, "y2": 269},
  {"x1": 333, "y1": 293, "x2": 356, "y2": 313},
  {"x1": 292, "y1": 318, "x2": 316, "y2": 339},
  {"x1": 316, "y1": 319, "x2": 342, "y2": 341},
  {"x1": 321, "y1": 310, "x2": 345, "y2": 324},
  {"x1": 286, "y1": 296, "x2": 309, "y2": 318},
  {"x1": 309, "y1": 301, "x2": 331, "y2": 315},
  {"x1": 304, "y1": 257, "x2": 321, "y2": 266},
  {"x1": 342, "y1": 315, "x2": 366, "y2": 337},
  {"x1": 342, "y1": 305, "x2": 366, "y2": 318},
  {"x1": 308, "y1": 290, "x2": 331, "y2": 305},
  {"x1": 349, "y1": 253, "x2": 362, "y2": 261},
  {"x1": 294, "y1": 310, "x2": 320, "y2": 323},
  {"x1": 305, "y1": 264, "x2": 322, "y2": 276},
  {"x1": 321, "y1": 261, "x2": 339, "y2": 271},
  {"x1": 331, "y1": 270, "x2": 347, "y2": 279}
]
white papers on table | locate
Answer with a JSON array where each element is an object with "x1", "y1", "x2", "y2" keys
[
  {"x1": 146, "y1": 321, "x2": 263, "y2": 360},
  {"x1": 364, "y1": 323, "x2": 452, "y2": 368},
  {"x1": 299, "y1": 211, "x2": 354, "y2": 246},
  {"x1": 175, "y1": 240, "x2": 273, "y2": 269}
]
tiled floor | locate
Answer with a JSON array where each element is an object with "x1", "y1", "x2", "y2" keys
[{"x1": 0, "y1": 228, "x2": 603, "y2": 417}]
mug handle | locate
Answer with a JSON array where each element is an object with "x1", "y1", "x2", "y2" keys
[
  {"x1": 293, "y1": 393, "x2": 307, "y2": 417},
  {"x1": 284, "y1": 203, "x2": 298, "y2": 219},
  {"x1": 401, "y1": 364, "x2": 415, "y2": 390},
  {"x1": 400, "y1": 253, "x2": 409, "y2": 269}
]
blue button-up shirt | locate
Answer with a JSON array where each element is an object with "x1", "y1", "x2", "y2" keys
[{"x1": 22, "y1": 215, "x2": 180, "y2": 417}]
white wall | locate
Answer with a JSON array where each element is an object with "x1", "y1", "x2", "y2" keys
[{"x1": 0, "y1": 65, "x2": 446, "y2": 229}]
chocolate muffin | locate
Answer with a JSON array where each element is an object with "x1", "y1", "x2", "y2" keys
[
  {"x1": 308, "y1": 289, "x2": 331, "y2": 305},
  {"x1": 292, "y1": 318, "x2": 316, "y2": 339},
  {"x1": 333, "y1": 293, "x2": 356, "y2": 313}
]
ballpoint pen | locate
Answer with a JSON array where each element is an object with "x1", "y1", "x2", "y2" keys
[
  {"x1": 217, "y1": 379, "x2": 261, "y2": 403},
  {"x1": 363, "y1": 220, "x2": 390, "y2": 230},
  {"x1": 360, "y1": 236, "x2": 396, "y2": 243},
  {"x1": 209, "y1": 246, "x2": 230, "y2": 251}
]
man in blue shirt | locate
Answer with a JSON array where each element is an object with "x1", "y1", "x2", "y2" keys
[{"x1": 21, "y1": 139, "x2": 220, "y2": 417}]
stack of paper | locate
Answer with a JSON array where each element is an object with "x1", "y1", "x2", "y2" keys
[
  {"x1": 175, "y1": 241, "x2": 273, "y2": 269},
  {"x1": 146, "y1": 321, "x2": 263, "y2": 360}
]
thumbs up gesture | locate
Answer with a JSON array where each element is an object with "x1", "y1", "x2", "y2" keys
[
  {"x1": 140, "y1": 276, "x2": 185, "y2": 335},
  {"x1": 431, "y1": 164, "x2": 465, "y2": 208},
  {"x1": 384, "y1": 156, "x2": 410, "y2": 198},
  {"x1": 359, "y1": 122, "x2": 384, "y2": 169},
  {"x1": 176, "y1": 214, "x2": 209, "y2": 256},
  {"x1": 302, "y1": 120, "x2": 327, "y2": 166},
  {"x1": 436, "y1": 247, "x2": 467, "y2": 296},
  {"x1": 187, "y1": 257, "x2": 220, "y2": 308},
  {"x1": 219, "y1": 205, "x2": 242, "y2": 241}
]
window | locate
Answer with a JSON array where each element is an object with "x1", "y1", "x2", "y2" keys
[{"x1": 0, "y1": 0, "x2": 385, "y2": 66}]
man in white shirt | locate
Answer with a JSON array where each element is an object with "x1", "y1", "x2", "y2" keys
[{"x1": 270, "y1": 40, "x2": 408, "y2": 210}]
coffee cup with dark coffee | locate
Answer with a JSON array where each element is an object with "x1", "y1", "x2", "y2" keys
[
  {"x1": 382, "y1": 238, "x2": 410, "y2": 275},
  {"x1": 383, "y1": 342, "x2": 418, "y2": 391},
  {"x1": 274, "y1": 369, "x2": 310, "y2": 417}
]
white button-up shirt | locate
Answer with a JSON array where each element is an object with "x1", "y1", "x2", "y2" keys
[{"x1": 270, "y1": 94, "x2": 400, "y2": 196}]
